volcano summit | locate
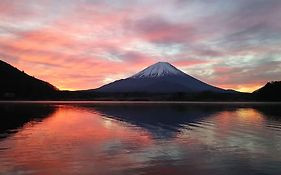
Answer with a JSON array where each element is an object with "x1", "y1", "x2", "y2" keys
[{"x1": 96, "y1": 62, "x2": 228, "y2": 93}]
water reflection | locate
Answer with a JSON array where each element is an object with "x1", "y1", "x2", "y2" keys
[
  {"x1": 90, "y1": 104, "x2": 227, "y2": 139},
  {"x1": 0, "y1": 103, "x2": 280, "y2": 175},
  {"x1": 254, "y1": 105, "x2": 281, "y2": 120},
  {"x1": 0, "y1": 104, "x2": 56, "y2": 139}
]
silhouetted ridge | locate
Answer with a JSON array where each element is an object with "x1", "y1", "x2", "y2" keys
[
  {"x1": 0, "y1": 60, "x2": 58, "y2": 99},
  {"x1": 253, "y1": 81, "x2": 281, "y2": 101}
]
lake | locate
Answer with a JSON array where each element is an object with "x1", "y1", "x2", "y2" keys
[{"x1": 0, "y1": 102, "x2": 281, "y2": 175}]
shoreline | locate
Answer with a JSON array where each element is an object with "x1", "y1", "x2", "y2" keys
[{"x1": 0, "y1": 100, "x2": 281, "y2": 105}]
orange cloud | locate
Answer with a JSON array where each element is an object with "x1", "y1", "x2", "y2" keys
[{"x1": 0, "y1": 0, "x2": 280, "y2": 92}]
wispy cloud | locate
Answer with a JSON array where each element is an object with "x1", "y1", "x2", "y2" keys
[{"x1": 0, "y1": 0, "x2": 280, "y2": 91}]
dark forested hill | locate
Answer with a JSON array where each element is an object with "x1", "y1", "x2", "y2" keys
[
  {"x1": 253, "y1": 81, "x2": 281, "y2": 101},
  {"x1": 0, "y1": 60, "x2": 58, "y2": 99}
]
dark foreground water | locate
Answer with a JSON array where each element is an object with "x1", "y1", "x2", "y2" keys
[{"x1": 0, "y1": 102, "x2": 281, "y2": 175}]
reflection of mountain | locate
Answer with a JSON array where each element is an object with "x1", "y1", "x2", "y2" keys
[
  {"x1": 88, "y1": 104, "x2": 229, "y2": 139},
  {"x1": 0, "y1": 104, "x2": 56, "y2": 139},
  {"x1": 254, "y1": 105, "x2": 281, "y2": 120}
]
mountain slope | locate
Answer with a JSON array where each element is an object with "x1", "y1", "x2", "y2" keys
[
  {"x1": 253, "y1": 81, "x2": 281, "y2": 101},
  {"x1": 0, "y1": 60, "x2": 58, "y2": 99},
  {"x1": 131, "y1": 62, "x2": 186, "y2": 78},
  {"x1": 96, "y1": 62, "x2": 228, "y2": 93}
]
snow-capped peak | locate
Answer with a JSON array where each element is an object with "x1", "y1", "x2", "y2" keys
[{"x1": 131, "y1": 62, "x2": 186, "y2": 78}]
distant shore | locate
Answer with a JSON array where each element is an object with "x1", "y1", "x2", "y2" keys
[{"x1": 1, "y1": 100, "x2": 281, "y2": 105}]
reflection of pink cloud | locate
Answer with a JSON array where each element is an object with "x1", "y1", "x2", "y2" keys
[{"x1": 0, "y1": 106, "x2": 153, "y2": 174}]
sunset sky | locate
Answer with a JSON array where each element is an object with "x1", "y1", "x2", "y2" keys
[{"x1": 0, "y1": 0, "x2": 281, "y2": 92}]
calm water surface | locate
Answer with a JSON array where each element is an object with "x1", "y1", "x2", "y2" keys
[{"x1": 0, "y1": 102, "x2": 281, "y2": 175}]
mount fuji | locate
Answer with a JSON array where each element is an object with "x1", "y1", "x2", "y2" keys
[{"x1": 95, "y1": 62, "x2": 229, "y2": 93}]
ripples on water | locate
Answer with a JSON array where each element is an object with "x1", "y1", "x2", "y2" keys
[{"x1": 0, "y1": 102, "x2": 281, "y2": 175}]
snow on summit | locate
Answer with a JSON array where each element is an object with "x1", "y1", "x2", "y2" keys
[
  {"x1": 131, "y1": 62, "x2": 186, "y2": 78},
  {"x1": 96, "y1": 61, "x2": 228, "y2": 93}
]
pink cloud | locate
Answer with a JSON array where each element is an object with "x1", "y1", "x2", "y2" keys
[
  {"x1": 0, "y1": 0, "x2": 280, "y2": 92},
  {"x1": 172, "y1": 59, "x2": 210, "y2": 67}
]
